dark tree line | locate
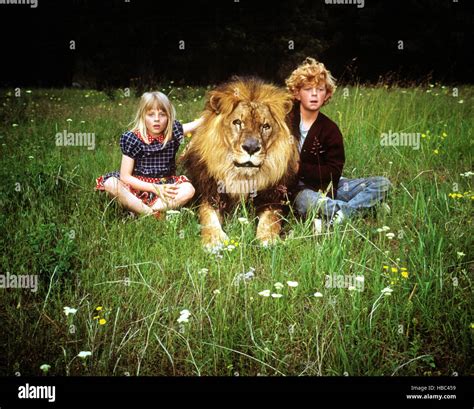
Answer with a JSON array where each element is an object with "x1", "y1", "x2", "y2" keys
[{"x1": 1, "y1": 0, "x2": 472, "y2": 88}]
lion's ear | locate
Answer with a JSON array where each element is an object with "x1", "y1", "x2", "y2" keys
[
  {"x1": 209, "y1": 92, "x2": 222, "y2": 114},
  {"x1": 282, "y1": 98, "x2": 293, "y2": 115}
]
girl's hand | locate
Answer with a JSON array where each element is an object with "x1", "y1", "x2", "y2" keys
[{"x1": 153, "y1": 184, "x2": 178, "y2": 202}]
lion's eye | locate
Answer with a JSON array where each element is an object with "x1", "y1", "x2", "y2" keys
[
  {"x1": 232, "y1": 119, "x2": 242, "y2": 126},
  {"x1": 262, "y1": 123, "x2": 271, "y2": 130}
]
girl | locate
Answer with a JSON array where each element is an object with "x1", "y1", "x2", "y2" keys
[{"x1": 95, "y1": 91, "x2": 202, "y2": 217}]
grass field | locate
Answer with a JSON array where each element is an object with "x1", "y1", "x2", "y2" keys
[{"x1": 0, "y1": 83, "x2": 472, "y2": 376}]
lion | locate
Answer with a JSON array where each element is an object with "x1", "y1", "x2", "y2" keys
[{"x1": 181, "y1": 77, "x2": 299, "y2": 249}]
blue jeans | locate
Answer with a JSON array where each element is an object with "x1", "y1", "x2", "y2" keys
[{"x1": 293, "y1": 176, "x2": 392, "y2": 220}]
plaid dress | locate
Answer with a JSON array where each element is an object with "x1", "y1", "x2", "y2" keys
[{"x1": 95, "y1": 120, "x2": 190, "y2": 207}]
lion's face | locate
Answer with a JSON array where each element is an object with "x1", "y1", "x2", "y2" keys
[
  {"x1": 182, "y1": 78, "x2": 299, "y2": 198},
  {"x1": 227, "y1": 101, "x2": 279, "y2": 176}
]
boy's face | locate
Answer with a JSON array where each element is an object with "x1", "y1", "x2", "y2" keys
[
  {"x1": 295, "y1": 82, "x2": 330, "y2": 112},
  {"x1": 145, "y1": 107, "x2": 168, "y2": 136}
]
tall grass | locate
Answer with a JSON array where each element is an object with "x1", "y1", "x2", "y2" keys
[{"x1": 0, "y1": 84, "x2": 472, "y2": 376}]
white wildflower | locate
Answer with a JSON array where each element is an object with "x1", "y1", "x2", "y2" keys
[{"x1": 63, "y1": 307, "x2": 77, "y2": 316}]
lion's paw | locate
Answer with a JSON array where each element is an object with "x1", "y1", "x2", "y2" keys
[
  {"x1": 202, "y1": 230, "x2": 229, "y2": 253},
  {"x1": 258, "y1": 235, "x2": 281, "y2": 248}
]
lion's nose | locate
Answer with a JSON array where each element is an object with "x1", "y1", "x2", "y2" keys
[{"x1": 242, "y1": 137, "x2": 261, "y2": 155}]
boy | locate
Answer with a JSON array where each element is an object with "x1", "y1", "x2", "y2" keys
[{"x1": 285, "y1": 57, "x2": 391, "y2": 231}]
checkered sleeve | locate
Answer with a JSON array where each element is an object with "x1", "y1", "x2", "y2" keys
[
  {"x1": 173, "y1": 120, "x2": 184, "y2": 145},
  {"x1": 119, "y1": 131, "x2": 142, "y2": 159}
]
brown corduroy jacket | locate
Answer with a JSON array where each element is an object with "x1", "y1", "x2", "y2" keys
[{"x1": 288, "y1": 102, "x2": 345, "y2": 199}]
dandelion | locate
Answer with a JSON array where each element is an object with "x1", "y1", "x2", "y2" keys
[
  {"x1": 271, "y1": 293, "x2": 283, "y2": 298},
  {"x1": 386, "y1": 232, "x2": 395, "y2": 240},
  {"x1": 433, "y1": 149, "x2": 439, "y2": 154},
  {"x1": 258, "y1": 290, "x2": 271, "y2": 297},
  {"x1": 99, "y1": 318, "x2": 107, "y2": 325},
  {"x1": 63, "y1": 307, "x2": 77, "y2": 316},
  {"x1": 391, "y1": 267, "x2": 398, "y2": 273},
  {"x1": 383, "y1": 265, "x2": 389, "y2": 270},
  {"x1": 95, "y1": 306, "x2": 103, "y2": 311},
  {"x1": 470, "y1": 323, "x2": 474, "y2": 329},
  {"x1": 186, "y1": 132, "x2": 192, "y2": 138},
  {"x1": 287, "y1": 281, "x2": 299, "y2": 287},
  {"x1": 381, "y1": 287, "x2": 393, "y2": 296},
  {"x1": 77, "y1": 351, "x2": 92, "y2": 359},
  {"x1": 177, "y1": 309, "x2": 191, "y2": 323},
  {"x1": 274, "y1": 282, "x2": 284, "y2": 290},
  {"x1": 401, "y1": 271, "x2": 409, "y2": 279},
  {"x1": 314, "y1": 292, "x2": 323, "y2": 298},
  {"x1": 40, "y1": 364, "x2": 51, "y2": 374}
]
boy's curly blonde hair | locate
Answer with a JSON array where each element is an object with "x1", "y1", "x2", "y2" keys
[{"x1": 285, "y1": 57, "x2": 337, "y2": 104}]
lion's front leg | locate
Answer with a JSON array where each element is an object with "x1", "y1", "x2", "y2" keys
[
  {"x1": 256, "y1": 208, "x2": 282, "y2": 246},
  {"x1": 199, "y1": 202, "x2": 229, "y2": 250}
]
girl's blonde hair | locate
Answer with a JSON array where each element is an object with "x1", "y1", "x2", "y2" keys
[
  {"x1": 285, "y1": 57, "x2": 337, "y2": 105},
  {"x1": 129, "y1": 91, "x2": 176, "y2": 147}
]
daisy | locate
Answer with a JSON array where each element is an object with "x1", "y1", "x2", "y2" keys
[
  {"x1": 63, "y1": 307, "x2": 77, "y2": 316},
  {"x1": 177, "y1": 309, "x2": 191, "y2": 323}
]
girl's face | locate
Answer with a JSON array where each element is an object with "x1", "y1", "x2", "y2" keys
[{"x1": 145, "y1": 106, "x2": 168, "y2": 136}]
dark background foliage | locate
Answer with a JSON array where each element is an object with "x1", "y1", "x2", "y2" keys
[{"x1": 0, "y1": 0, "x2": 472, "y2": 87}]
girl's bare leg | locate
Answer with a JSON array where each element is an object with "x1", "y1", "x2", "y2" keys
[{"x1": 103, "y1": 177, "x2": 153, "y2": 216}]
